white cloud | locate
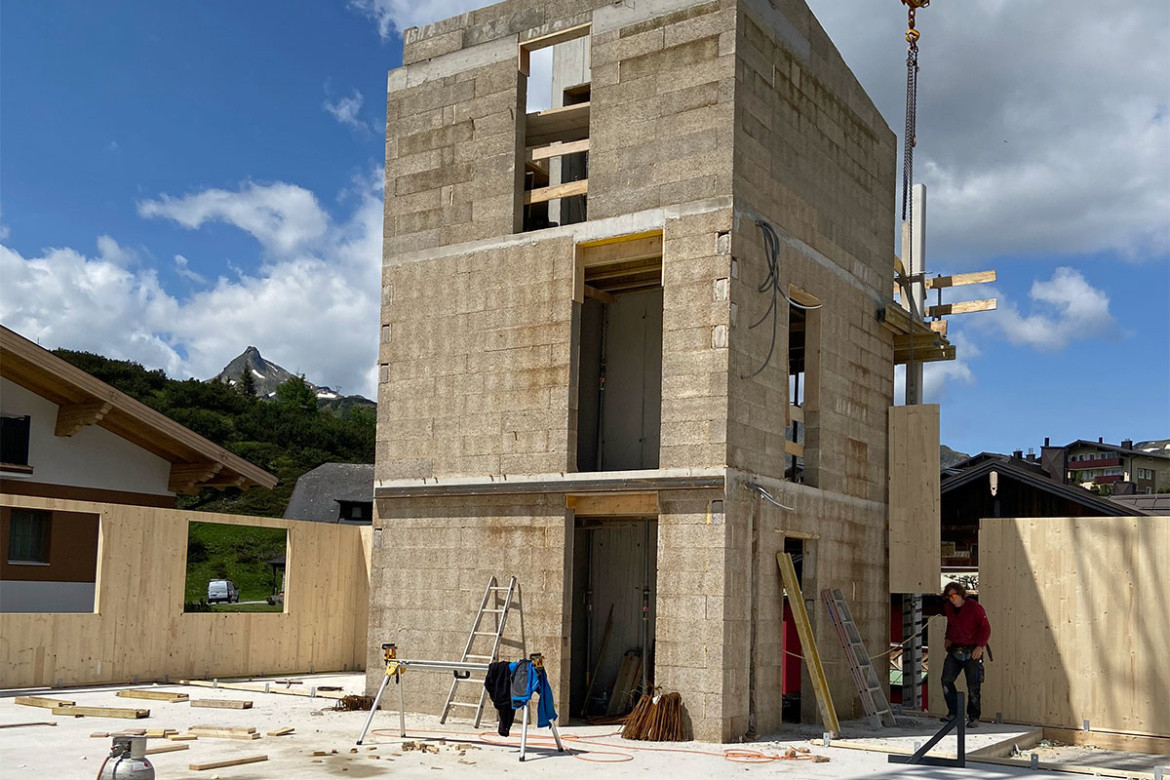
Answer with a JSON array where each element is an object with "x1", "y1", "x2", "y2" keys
[
  {"x1": 324, "y1": 88, "x2": 369, "y2": 132},
  {"x1": 137, "y1": 181, "x2": 329, "y2": 257},
  {"x1": 173, "y1": 254, "x2": 205, "y2": 283},
  {"x1": 96, "y1": 235, "x2": 137, "y2": 267},
  {"x1": 3, "y1": 173, "x2": 383, "y2": 398},
  {"x1": 980, "y1": 267, "x2": 1121, "y2": 351},
  {"x1": 347, "y1": 0, "x2": 481, "y2": 39},
  {"x1": 807, "y1": 0, "x2": 1170, "y2": 265}
]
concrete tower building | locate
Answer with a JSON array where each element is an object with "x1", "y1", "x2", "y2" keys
[{"x1": 369, "y1": 0, "x2": 946, "y2": 741}]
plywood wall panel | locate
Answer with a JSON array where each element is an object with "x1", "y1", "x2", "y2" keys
[
  {"x1": 980, "y1": 516, "x2": 1169, "y2": 737},
  {"x1": 888, "y1": 405, "x2": 941, "y2": 592},
  {"x1": 0, "y1": 495, "x2": 371, "y2": 689}
]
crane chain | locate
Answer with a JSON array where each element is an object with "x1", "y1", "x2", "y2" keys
[{"x1": 900, "y1": 0, "x2": 927, "y2": 222}]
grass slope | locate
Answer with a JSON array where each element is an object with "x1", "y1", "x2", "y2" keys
[{"x1": 184, "y1": 521, "x2": 287, "y2": 606}]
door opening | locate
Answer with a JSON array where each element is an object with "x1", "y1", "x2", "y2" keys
[
  {"x1": 781, "y1": 536, "x2": 805, "y2": 723},
  {"x1": 570, "y1": 516, "x2": 657, "y2": 718}
]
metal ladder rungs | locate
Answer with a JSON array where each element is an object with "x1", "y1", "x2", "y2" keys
[
  {"x1": 482, "y1": 609, "x2": 505, "y2": 613},
  {"x1": 473, "y1": 632, "x2": 497, "y2": 637},
  {"x1": 447, "y1": 701, "x2": 482, "y2": 708},
  {"x1": 466, "y1": 654, "x2": 492, "y2": 660}
]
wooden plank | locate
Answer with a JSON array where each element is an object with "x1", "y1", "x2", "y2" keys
[
  {"x1": 525, "y1": 102, "x2": 590, "y2": 146},
  {"x1": 1043, "y1": 728, "x2": 1170, "y2": 756},
  {"x1": 527, "y1": 138, "x2": 590, "y2": 163},
  {"x1": 578, "y1": 234, "x2": 662, "y2": 267},
  {"x1": 566, "y1": 492, "x2": 657, "y2": 516},
  {"x1": 928, "y1": 320, "x2": 948, "y2": 337},
  {"x1": 0, "y1": 721, "x2": 56, "y2": 729},
  {"x1": 784, "y1": 440, "x2": 805, "y2": 458},
  {"x1": 189, "y1": 699, "x2": 253, "y2": 710},
  {"x1": 145, "y1": 743, "x2": 189, "y2": 756},
  {"x1": 981, "y1": 517, "x2": 1170, "y2": 738},
  {"x1": 924, "y1": 270, "x2": 997, "y2": 290},
  {"x1": 521, "y1": 22, "x2": 591, "y2": 51},
  {"x1": 189, "y1": 725, "x2": 256, "y2": 733},
  {"x1": 145, "y1": 728, "x2": 178, "y2": 738},
  {"x1": 927, "y1": 298, "x2": 997, "y2": 317},
  {"x1": 888, "y1": 405, "x2": 941, "y2": 593},
  {"x1": 894, "y1": 255, "x2": 908, "y2": 278},
  {"x1": 167, "y1": 733, "x2": 198, "y2": 741},
  {"x1": 788, "y1": 405, "x2": 805, "y2": 423},
  {"x1": 52, "y1": 705, "x2": 150, "y2": 719},
  {"x1": 117, "y1": 690, "x2": 189, "y2": 702},
  {"x1": 523, "y1": 178, "x2": 588, "y2": 205},
  {"x1": 266, "y1": 727, "x2": 295, "y2": 736},
  {"x1": 583, "y1": 284, "x2": 616, "y2": 304},
  {"x1": 15, "y1": 696, "x2": 74, "y2": 709},
  {"x1": 186, "y1": 729, "x2": 260, "y2": 741},
  {"x1": 776, "y1": 553, "x2": 839, "y2": 737},
  {"x1": 968, "y1": 728, "x2": 1044, "y2": 759},
  {"x1": 190, "y1": 754, "x2": 268, "y2": 771}
]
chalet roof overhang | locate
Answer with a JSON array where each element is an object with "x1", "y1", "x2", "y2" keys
[{"x1": 1, "y1": 325, "x2": 277, "y2": 494}]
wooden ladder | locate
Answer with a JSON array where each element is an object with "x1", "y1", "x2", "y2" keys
[
  {"x1": 822, "y1": 588, "x2": 897, "y2": 728},
  {"x1": 439, "y1": 576, "x2": 524, "y2": 727}
]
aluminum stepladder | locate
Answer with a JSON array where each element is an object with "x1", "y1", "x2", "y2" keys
[
  {"x1": 439, "y1": 576, "x2": 525, "y2": 727},
  {"x1": 822, "y1": 588, "x2": 897, "y2": 728}
]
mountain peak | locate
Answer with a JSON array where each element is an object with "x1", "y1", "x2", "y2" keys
[{"x1": 214, "y1": 347, "x2": 319, "y2": 399}]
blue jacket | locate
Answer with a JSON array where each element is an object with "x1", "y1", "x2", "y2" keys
[{"x1": 508, "y1": 660, "x2": 558, "y2": 727}]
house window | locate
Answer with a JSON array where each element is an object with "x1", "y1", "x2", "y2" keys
[
  {"x1": 337, "y1": 501, "x2": 373, "y2": 524},
  {"x1": 1, "y1": 415, "x2": 32, "y2": 467},
  {"x1": 8, "y1": 509, "x2": 50, "y2": 564}
]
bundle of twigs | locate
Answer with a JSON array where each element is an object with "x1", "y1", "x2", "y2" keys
[{"x1": 621, "y1": 691, "x2": 684, "y2": 741}]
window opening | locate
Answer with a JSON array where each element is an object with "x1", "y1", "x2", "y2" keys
[
  {"x1": 2, "y1": 507, "x2": 99, "y2": 613},
  {"x1": 786, "y1": 287, "x2": 820, "y2": 484},
  {"x1": 519, "y1": 24, "x2": 591, "y2": 232},
  {"x1": 1, "y1": 414, "x2": 31, "y2": 467},
  {"x1": 184, "y1": 521, "x2": 288, "y2": 613}
]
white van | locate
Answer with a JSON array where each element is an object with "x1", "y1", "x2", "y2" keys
[{"x1": 207, "y1": 579, "x2": 239, "y2": 604}]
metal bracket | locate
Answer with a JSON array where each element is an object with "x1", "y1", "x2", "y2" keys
[{"x1": 888, "y1": 692, "x2": 965, "y2": 768}]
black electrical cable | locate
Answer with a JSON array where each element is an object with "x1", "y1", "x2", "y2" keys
[{"x1": 743, "y1": 220, "x2": 823, "y2": 379}]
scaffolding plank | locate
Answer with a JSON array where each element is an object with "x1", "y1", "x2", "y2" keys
[{"x1": 776, "y1": 553, "x2": 839, "y2": 737}]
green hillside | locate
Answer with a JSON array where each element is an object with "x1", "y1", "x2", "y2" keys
[
  {"x1": 184, "y1": 521, "x2": 287, "y2": 608},
  {"x1": 53, "y1": 349, "x2": 375, "y2": 517}
]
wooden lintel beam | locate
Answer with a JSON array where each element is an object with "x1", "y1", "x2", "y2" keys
[
  {"x1": 169, "y1": 462, "x2": 223, "y2": 494},
  {"x1": 55, "y1": 400, "x2": 113, "y2": 437},
  {"x1": 927, "y1": 298, "x2": 998, "y2": 318},
  {"x1": 924, "y1": 270, "x2": 997, "y2": 290},
  {"x1": 566, "y1": 492, "x2": 657, "y2": 516},
  {"x1": 578, "y1": 235, "x2": 663, "y2": 268},
  {"x1": 521, "y1": 22, "x2": 592, "y2": 52},
  {"x1": 523, "y1": 178, "x2": 588, "y2": 205}
]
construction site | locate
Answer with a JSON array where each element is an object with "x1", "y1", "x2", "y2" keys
[{"x1": 1, "y1": 0, "x2": 1167, "y2": 778}]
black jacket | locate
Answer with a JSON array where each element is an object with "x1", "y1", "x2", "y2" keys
[{"x1": 484, "y1": 661, "x2": 515, "y2": 736}]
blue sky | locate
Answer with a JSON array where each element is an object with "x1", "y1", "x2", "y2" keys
[{"x1": 1, "y1": 0, "x2": 1167, "y2": 457}]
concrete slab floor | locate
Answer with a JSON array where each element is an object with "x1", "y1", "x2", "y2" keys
[{"x1": 1, "y1": 674, "x2": 1161, "y2": 779}]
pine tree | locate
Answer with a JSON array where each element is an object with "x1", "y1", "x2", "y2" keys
[{"x1": 239, "y1": 368, "x2": 256, "y2": 398}]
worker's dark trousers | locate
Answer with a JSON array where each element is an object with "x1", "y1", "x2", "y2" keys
[{"x1": 941, "y1": 652, "x2": 983, "y2": 721}]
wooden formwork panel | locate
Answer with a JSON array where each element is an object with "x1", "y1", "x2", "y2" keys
[
  {"x1": 0, "y1": 495, "x2": 372, "y2": 689},
  {"x1": 888, "y1": 404, "x2": 941, "y2": 593},
  {"x1": 979, "y1": 516, "x2": 1170, "y2": 738}
]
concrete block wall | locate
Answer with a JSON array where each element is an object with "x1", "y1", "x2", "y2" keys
[
  {"x1": 726, "y1": 0, "x2": 897, "y2": 500},
  {"x1": 374, "y1": 0, "x2": 901, "y2": 744},
  {"x1": 385, "y1": 59, "x2": 523, "y2": 256},
  {"x1": 587, "y1": 0, "x2": 737, "y2": 221},
  {"x1": 366, "y1": 494, "x2": 572, "y2": 713},
  {"x1": 378, "y1": 236, "x2": 576, "y2": 479}
]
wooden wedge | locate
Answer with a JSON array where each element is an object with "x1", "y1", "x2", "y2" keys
[{"x1": 266, "y1": 727, "x2": 295, "y2": 736}]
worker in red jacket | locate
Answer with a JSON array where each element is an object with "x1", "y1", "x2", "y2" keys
[{"x1": 941, "y1": 581, "x2": 991, "y2": 727}]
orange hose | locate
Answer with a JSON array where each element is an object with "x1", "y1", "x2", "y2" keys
[{"x1": 368, "y1": 727, "x2": 825, "y2": 764}]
